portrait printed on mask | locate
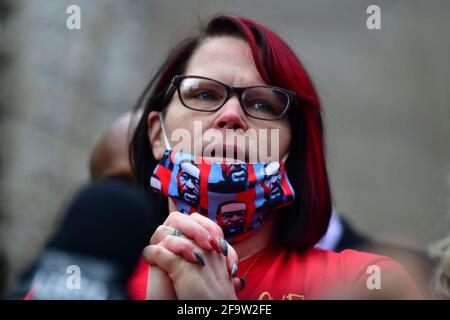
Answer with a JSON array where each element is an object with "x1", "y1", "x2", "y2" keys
[
  {"x1": 150, "y1": 149, "x2": 296, "y2": 240},
  {"x1": 208, "y1": 163, "x2": 252, "y2": 193},
  {"x1": 259, "y1": 162, "x2": 293, "y2": 210},
  {"x1": 216, "y1": 201, "x2": 248, "y2": 237},
  {"x1": 177, "y1": 161, "x2": 201, "y2": 206}
]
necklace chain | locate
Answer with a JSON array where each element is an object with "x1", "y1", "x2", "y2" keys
[{"x1": 241, "y1": 247, "x2": 266, "y2": 281}]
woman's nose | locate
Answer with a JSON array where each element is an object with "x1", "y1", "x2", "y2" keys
[{"x1": 212, "y1": 96, "x2": 248, "y2": 131}]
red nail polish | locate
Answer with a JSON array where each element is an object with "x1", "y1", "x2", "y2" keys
[{"x1": 209, "y1": 238, "x2": 222, "y2": 254}]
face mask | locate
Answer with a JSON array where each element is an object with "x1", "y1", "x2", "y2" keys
[{"x1": 150, "y1": 113, "x2": 295, "y2": 242}]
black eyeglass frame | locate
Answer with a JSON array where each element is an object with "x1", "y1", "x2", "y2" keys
[{"x1": 164, "y1": 75, "x2": 297, "y2": 121}]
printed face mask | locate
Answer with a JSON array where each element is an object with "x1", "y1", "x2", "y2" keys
[{"x1": 150, "y1": 113, "x2": 295, "y2": 242}]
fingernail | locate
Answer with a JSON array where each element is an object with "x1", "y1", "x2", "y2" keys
[
  {"x1": 240, "y1": 277, "x2": 246, "y2": 290},
  {"x1": 219, "y1": 237, "x2": 228, "y2": 257},
  {"x1": 209, "y1": 238, "x2": 222, "y2": 254},
  {"x1": 193, "y1": 249, "x2": 205, "y2": 266},
  {"x1": 231, "y1": 263, "x2": 238, "y2": 278}
]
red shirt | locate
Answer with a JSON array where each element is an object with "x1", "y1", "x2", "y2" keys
[{"x1": 127, "y1": 243, "x2": 422, "y2": 300}]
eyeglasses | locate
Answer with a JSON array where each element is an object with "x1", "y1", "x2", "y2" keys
[{"x1": 164, "y1": 75, "x2": 297, "y2": 121}]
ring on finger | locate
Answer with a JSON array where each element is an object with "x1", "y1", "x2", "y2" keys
[{"x1": 171, "y1": 228, "x2": 184, "y2": 238}]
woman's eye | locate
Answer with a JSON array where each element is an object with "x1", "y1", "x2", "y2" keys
[
  {"x1": 251, "y1": 101, "x2": 274, "y2": 111},
  {"x1": 194, "y1": 90, "x2": 216, "y2": 100}
]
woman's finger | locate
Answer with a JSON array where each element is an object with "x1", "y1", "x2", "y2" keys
[
  {"x1": 226, "y1": 256, "x2": 239, "y2": 278},
  {"x1": 165, "y1": 211, "x2": 216, "y2": 252},
  {"x1": 142, "y1": 245, "x2": 180, "y2": 274},
  {"x1": 150, "y1": 225, "x2": 180, "y2": 245},
  {"x1": 189, "y1": 213, "x2": 239, "y2": 272},
  {"x1": 172, "y1": 212, "x2": 239, "y2": 273},
  {"x1": 220, "y1": 239, "x2": 239, "y2": 277},
  {"x1": 189, "y1": 212, "x2": 224, "y2": 253},
  {"x1": 160, "y1": 235, "x2": 206, "y2": 266}
]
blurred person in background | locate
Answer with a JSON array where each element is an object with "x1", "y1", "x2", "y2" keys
[
  {"x1": 429, "y1": 234, "x2": 450, "y2": 299},
  {"x1": 90, "y1": 110, "x2": 142, "y2": 183}
]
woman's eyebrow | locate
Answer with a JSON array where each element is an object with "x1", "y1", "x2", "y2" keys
[{"x1": 186, "y1": 70, "x2": 266, "y2": 87}]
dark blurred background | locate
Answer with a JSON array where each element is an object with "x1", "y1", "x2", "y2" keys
[{"x1": 0, "y1": 0, "x2": 449, "y2": 289}]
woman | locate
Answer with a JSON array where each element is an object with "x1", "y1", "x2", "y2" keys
[{"x1": 127, "y1": 14, "x2": 421, "y2": 299}]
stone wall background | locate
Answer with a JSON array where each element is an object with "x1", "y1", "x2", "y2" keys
[{"x1": 0, "y1": 0, "x2": 449, "y2": 287}]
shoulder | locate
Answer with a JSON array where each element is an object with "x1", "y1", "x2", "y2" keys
[
  {"x1": 287, "y1": 248, "x2": 423, "y2": 299},
  {"x1": 286, "y1": 247, "x2": 391, "y2": 272}
]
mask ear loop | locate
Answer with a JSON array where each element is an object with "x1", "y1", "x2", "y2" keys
[{"x1": 158, "y1": 112, "x2": 172, "y2": 150}]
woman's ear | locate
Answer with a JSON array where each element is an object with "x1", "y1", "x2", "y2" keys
[{"x1": 147, "y1": 111, "x2": 166, "y2": 160}]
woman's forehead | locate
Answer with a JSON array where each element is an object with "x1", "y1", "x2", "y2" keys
[{"x1": 184, "y1": 36, "x2": 266, "y2": 87}]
